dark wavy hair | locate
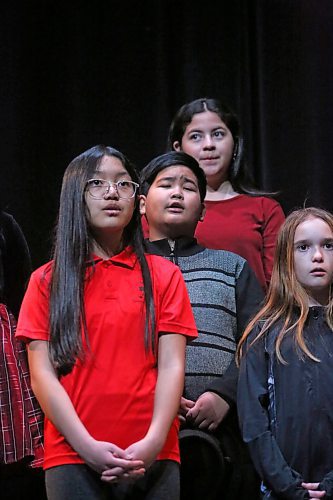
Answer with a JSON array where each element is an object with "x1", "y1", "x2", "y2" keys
[
  {"x1": 168, "y1": 97, "x2": 276, "y2": 196},
  {"x1": 140, "y1": 151, "x2": 207, "y2": 202},
  {"x1": 49, "y1": 145, "x2": 155, "y2": 375}
]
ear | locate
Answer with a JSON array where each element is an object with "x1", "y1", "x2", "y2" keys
[
  {"x1": 173, "y1": 140, "x2": 181, "y2": 151},
  {"x1": 199, "y1": 203, "x2": 206, "y2": 222},
  {"x1": 139, "y1": 195, "x2": 147, "y2": 216}
]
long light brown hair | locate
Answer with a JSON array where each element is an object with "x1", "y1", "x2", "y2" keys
[{"x1": 237, "y1": 207, "x2": 333, "y2": 364}]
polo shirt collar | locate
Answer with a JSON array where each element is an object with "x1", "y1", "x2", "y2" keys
[{"x1": 87, "y1": 245, "x2": 138, "y2": 269}]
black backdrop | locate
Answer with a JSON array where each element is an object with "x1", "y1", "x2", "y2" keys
[{"x1": 1, "y1": 0, "x2": 332, "y2": 268}]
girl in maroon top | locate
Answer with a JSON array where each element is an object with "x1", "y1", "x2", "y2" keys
[
  {"x1": 168, "y1": 97, "x2": 285, "y2": 291},
  {"x1": 0, "y1": 211, "x2": 45, "y2": 499}
]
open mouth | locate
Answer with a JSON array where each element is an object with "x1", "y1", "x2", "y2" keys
[
  {"x1": 167, "y1": 203, "x2": 184, "y2": 212},
  {"x1": 103, "y1": 204, "x2": 120, "y2": 210}
]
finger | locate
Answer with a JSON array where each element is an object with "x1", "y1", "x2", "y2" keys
[
  {"x1": 101, "y1": 467, "x2": 126, "y2": 478},
  {"x1": 127, "y1": 468, "x2": 145, "y2": 477},
  {"x1": 106, "y1": 458, "x2": 144, "y2": 470},
  {"x1": 186, "y1": 407, "x2": 200, "y2": 419},
  {"x1": 182, "y1": 397, "x2": 195, "y2": 407},
  {"x1": 101, "y1": 475, "x2": 119, "y2": 483},
  {"x1": 302, "y1": 483, "x2": 320, "y2": 489},
  {"x1": 110, "y1": 459, "x2": 136, "y2": 469},
  {"x1": 191, "y1": 410, "x2": 208, "y2": 425},
  {"x1": 114, "y1": 471, "x2": 145, "y2": 484},
  {"x1": 308, "y1": 492, "x2": 326, "y2": 499},
  {"x1": 198, "y1": 420, "x2": 208, "y2": 430},
  {"x1": 192, "y1": 415, "x2": 205, "y2": 426},
  {"x1": 207, "y1": 422, "x2": 217, "y2": 432},
  {"x1": 110, "y1": 444, "x2": 129, "y2": 458}
]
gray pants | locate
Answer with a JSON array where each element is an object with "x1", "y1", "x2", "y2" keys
[{"x1": 45, "y1": 460, "x2": 179, "y2": 500}]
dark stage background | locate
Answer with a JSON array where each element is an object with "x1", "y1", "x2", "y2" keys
[{"x1": 1, "y1": 0, "x2": 332, "y2": 268}]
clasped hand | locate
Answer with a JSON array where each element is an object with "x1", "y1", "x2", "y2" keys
[
  {"x1": 81, "y1": 438, "x2": 145, "y2": 484},
  {"x1": 179, "y1": 392, "x2": 230, "y2": 431},
  {"x1": 100, "y1": 435, "x2": 160, "y2": 484}
]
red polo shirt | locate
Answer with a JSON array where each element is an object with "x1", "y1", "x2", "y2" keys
[{"x1": 16, "y1": 247, "x2": 197, "y2": 469}]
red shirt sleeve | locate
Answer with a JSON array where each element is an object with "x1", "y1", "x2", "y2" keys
[
  {"x1": 261, "y1": 198, "x2": 285, "y2": 287},
  {"x1": 148, "y1": 255, "x2": 198, "y2": 341},
  {"x1": 16, "y1": 264, "x2": 51, "y2": 343}
]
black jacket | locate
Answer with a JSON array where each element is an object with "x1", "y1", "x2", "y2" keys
[{"x1": 238, "y1": 307, "x2": 333, "y2": 499}]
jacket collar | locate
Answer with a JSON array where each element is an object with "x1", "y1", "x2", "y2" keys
[{"x1": 144, "y1": 236, "x2": 205, "y2": 257}]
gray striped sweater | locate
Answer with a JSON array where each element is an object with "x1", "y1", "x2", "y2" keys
[{"x1": 145, "y1": 237, "x2": 264, "y2": 404}]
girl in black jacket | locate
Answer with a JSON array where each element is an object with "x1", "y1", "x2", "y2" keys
[{"x1": 237, "y1": 207, "x2": 333, "y2": 500}]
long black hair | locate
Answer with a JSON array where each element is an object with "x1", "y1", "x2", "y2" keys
[
  {"x1": 168, "y1": 97, "x2": 277, "y2": 196},
  {"x1": 49, "y1": 145, "x2": 155, "y2": 375}
]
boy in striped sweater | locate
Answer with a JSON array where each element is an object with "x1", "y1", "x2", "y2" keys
[{"x1": 140, "y1": 151, "x2": 263, "y2": 500}]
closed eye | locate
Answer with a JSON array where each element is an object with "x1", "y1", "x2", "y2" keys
[{"x1": 184, "y1": 185, "x2": 198, "y2": 192}]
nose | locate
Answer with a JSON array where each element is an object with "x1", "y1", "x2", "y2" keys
[
  {"x1": 202, "y1": 134, "x2": 215, "y2": 149},
  {"x1": 103, "y1": 182, "x2": 119, "y2": 199},
  {"x1": 312, "y1": 246, "x2": 324, "y2": 262},
  {"x1": 171, "y1": 186, "x2": 184, "y2": 199}
]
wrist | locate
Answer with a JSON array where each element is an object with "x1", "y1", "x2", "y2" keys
[
  {"x1": 206, "y1": 391, "x2": 230, "y2": 410},
  {"x1": 144, "y1": 430, "x2": 165, "y2": 452},
  {"x1": 71, "y1": 433, "x2": 95, "y2": 457}
]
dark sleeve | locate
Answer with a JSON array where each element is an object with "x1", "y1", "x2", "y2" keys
[
  {"x1": 238, "y1": 330, "x2": 309, "y2": 499},
  {"x1": 205, "y1": 262, "x2": 264, "y2": 406},
  {"x1": 206, "y1": 359, "x2": 238, "y2": 407},
  {"x1": 235, "y1": 261, "x2": 265, "y2": 341},
  {"x1": 319, "y1": 471, "x2": 333, "y2": 498},
  {"x1": 1, "y1": 212, "x2": 32, "y2": 318}
]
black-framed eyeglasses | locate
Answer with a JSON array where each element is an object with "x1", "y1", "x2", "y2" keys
[{"x1": 86, "y1": 179, "x2": 139, "y2": 200}]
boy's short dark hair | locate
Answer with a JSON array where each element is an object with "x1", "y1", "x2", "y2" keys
[{"x1": 140, "y1": 152, "x2": 207, "y2": 202}]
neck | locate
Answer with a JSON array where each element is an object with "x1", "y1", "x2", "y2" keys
[
  {"x1": 205, "y1": 180, "x2": 239, "y2": 201},
  {"x1": 148, "y1": 225, "x2": 195, "y2": 242},
  {"x1": 308, "y1": 292, "x2": 329, "y2": 307},
  {"x1": 91, "y1": 233, "x2": 125, "y2": 259}
]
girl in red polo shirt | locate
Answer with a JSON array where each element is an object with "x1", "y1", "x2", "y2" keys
[{"x1": 16, "y1": 145, "x2": 197, "y2": 500}]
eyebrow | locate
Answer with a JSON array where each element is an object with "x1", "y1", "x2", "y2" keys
[
  {"x1": 157, "y1": 175, "x2": 198, "y2": 185},
  {"x1": 93, "y1": 170, "x2": 131, "y2": 178},
  {"x1": 294, "y1": 238, "x2": 333, "y2": 246},
  {"x1": 187, "y1": 126, "x2": 227, "y2": 134}
]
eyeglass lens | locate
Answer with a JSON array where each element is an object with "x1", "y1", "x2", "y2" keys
[{"x1": 87, "y1": 180, "x2": 137, "y2": 199}]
